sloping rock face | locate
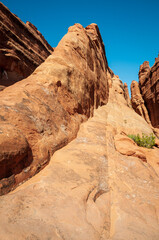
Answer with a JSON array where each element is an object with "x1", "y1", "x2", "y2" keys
[
  {"x1": 139, "y1": 58, "x2": 159, "y2": 128},
  {"x1": 0, "y1": 75, "x2": 159, "y2": 240},
  {"x1": 0, "y1": 2, "x2": 53, "y2": 88},
  {"x1": 0, "y1": 23, "x2": 109, "y2": 194},
  {"x1": 131, "y1": 80, "x2": 150, "y2": 124}
]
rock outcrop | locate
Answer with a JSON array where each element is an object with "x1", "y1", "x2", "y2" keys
[
  {"x1": 124, "y1": 82, "x2": 131, "y2": 107},
  {"x1": 0, "y1": 75, "x2": 159, "y2": 240},
  {"x1": 0, "y1": 23, "x2": 109, "y2": 194},
  {"x1": 0, "y1": 4, "x2": 159, "y2": 238},
  {"x1": 138, "y1": 61, "x2": 151, "y2": 82},
  {"x1": 0, "y1": 2, "x2": 53, "y2": 88},
  {"x1": 138, "y1": 57, "x2": 159, "y2": 128},
  {"x1": 131, "y1": 80, "x2": 150, "y2": 124}
]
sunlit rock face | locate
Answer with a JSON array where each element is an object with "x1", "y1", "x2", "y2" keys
[
  {"x1": 131, "y1": 80, "x2": 150, "y2": 124},
  {"x1": 0, "y1": 22, "x2": 110, "y2": 194},
  {"x1": 0, "y1": 73, "x2": 159, "y2": 240},
  {"x1": 0, "y1": 2, "x2": 53, "y2": 88},
  {"x1": 124, "y1": 82, "x2": 131, "y2": 107},
  {"x1": 139, "y1": 58, "x2": 159, "y2": 128},
  {"x1": 0, "y1": 3, "x2": 159, "y2": 239}
]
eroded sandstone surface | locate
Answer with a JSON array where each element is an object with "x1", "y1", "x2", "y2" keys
[
  {"x1": 131, "y1": 80, "x2": 150, "y2": 124},
  {"x1": 0, "y1": 76, "x2": 159, "y2": 240},
  {"x1": 139, "y1": 57, "x2": 159, "y2": 128},
  {"x1": 124, "y1": 82, "x2": 131, "y2": 107},
  {"x1": 0, "y1": 5, "x2": 159, "y2": 237},
  {"x1": 131, "y1": 57, "x2": 159, "y2": 128},
  {"x1": 0, "y1": 23, "x2": 110, "y2": 194},
  {"x1": 0, "y1": 2, "x2": 53, "y2": 88}
]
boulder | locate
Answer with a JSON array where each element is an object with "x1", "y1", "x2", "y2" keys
[{"x1": 114, "y1": 133, "x2": 147, "y2": 162}]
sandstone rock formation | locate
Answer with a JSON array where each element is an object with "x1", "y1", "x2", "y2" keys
[
  {"x1": 124, "y1": 82, "x2": 131, "y2": 107},
  {"x1": 0, "y1": 23, "x2": 110, "y2": 194},
  {"x1": 138, "y1": 61, "x2": 151, "y2": 82},
  {"x1": 138, "y1": 57, "x2": 159, "y2": 128},
  {"x1": 0, "y1": 5, "x2": 159, "y2": 238},
  {"x1": 115, "y1": 133, "x2": 147, "y2": 162},
  {"x1": 0, "y1": 2, "x2": 53, "y2": 88},
  {"x1": 131, "y1": 80, "x2": 150, "y2": 124},
  {"x1": 0, "y1": 75, "x2": 159, "y2": 240}
]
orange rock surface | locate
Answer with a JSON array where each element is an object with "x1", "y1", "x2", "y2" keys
[
  {"x1": 0, "y1": 75, "x2": 159, "y2": 240},
  {"x1": 0, "y1": 23, "x2": 110, "y2": 194},
  {"x1": 124, "y1": 82, "x2": 131, "y2": 107},
  {"x1": 131, "y1": 80, "x2": 150, "y2": 124},
  {"x1": 139, "y1": 58, "x2": 159, "y2": 128},
  {"x1": 0, "y1": 5, "x2": 159, "y2": 238}
]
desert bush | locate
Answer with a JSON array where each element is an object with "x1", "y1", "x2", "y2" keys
[{"x1": 128, "y1": 133, "x2": 155, "y2": 149}]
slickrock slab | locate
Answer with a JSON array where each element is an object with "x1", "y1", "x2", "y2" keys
[
  {"x1": 0, "y1": 106, "x2": 110, "y2": 240},
  {"x1": 0, "y1": 74, "x2": 159, "y2": 239}
]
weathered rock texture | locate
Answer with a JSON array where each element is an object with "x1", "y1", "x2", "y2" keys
[
  {"x1": 0, "y1": 23, "x2": 110, "y2": 194},
  {"x1": 124, "y1": 82, "x2": 131, "y2": 107},
  {"x1": 138, "y1": 57, "x2": 159, "y2": 128},
  {"x1": 0, "y1": 2, "x2": 53, "y2": 88},
  {"x1": 0, "y1": 75, "x2": 159, "y2": 240},
  {"x1": 131, "y1": 80, "x2": 150, "y2": 124}
]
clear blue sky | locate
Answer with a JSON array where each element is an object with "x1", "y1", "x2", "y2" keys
[{"x1": 1, "y1": 0, "x2": 159, "y2": 95}]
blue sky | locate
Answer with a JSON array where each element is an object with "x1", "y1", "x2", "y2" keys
[{"x1": 1, "y1": 0, "x2": 159, "y2": 95}]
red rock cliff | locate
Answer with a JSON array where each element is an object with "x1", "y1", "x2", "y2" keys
[
  {"x1": 0, "y1": 2, "x2": 53, "y2": 88},
  {"x1": 139, "y1": 57, "x2": 159, "y2": 128},
  {"x1": 131, "y1": 80, "x2": 150, "y2": 124},
  {"x1": 0, "y1": 23, "x2": 110, "y2": 194}
]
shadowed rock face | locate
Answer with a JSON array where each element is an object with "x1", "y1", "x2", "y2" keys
[
  {"x1": 0, "y1": 23, "x2": 109, "y2": 194},
  {"x1": 131, "y1": 80, "x2": 150, "y2": 124},
  {"x1": 139, "y1": 58, "x2": 159, "y2": 128},
  {"x1": 0, "y1": 2, "x2": 53, "y2": 88}
]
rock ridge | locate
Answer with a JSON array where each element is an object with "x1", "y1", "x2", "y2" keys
[{"x1": 0, "y1": 22, "x2": 110, "y2": 194}]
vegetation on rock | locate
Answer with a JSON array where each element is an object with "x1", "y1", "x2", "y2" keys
[{"x1": 128, "y1": 133, "x2": 155, "y2": 149}]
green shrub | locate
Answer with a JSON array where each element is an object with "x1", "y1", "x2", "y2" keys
[{"x1": 128, "y1": 133, "x2": 155, "y2": 149}]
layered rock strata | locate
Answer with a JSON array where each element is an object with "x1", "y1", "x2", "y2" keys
[
  {"x1": 0, "y1": 23, "x2": 109, "y2": 194},
  {"x1": 139, "y1": 58, "x2": 159, "y2": 128},
  {"x1": 0, "y1": 2, "x2": 53, "y2": 88},
  {"x1": 131, "y1": 80, "x2": 150, "y2": 124}
]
